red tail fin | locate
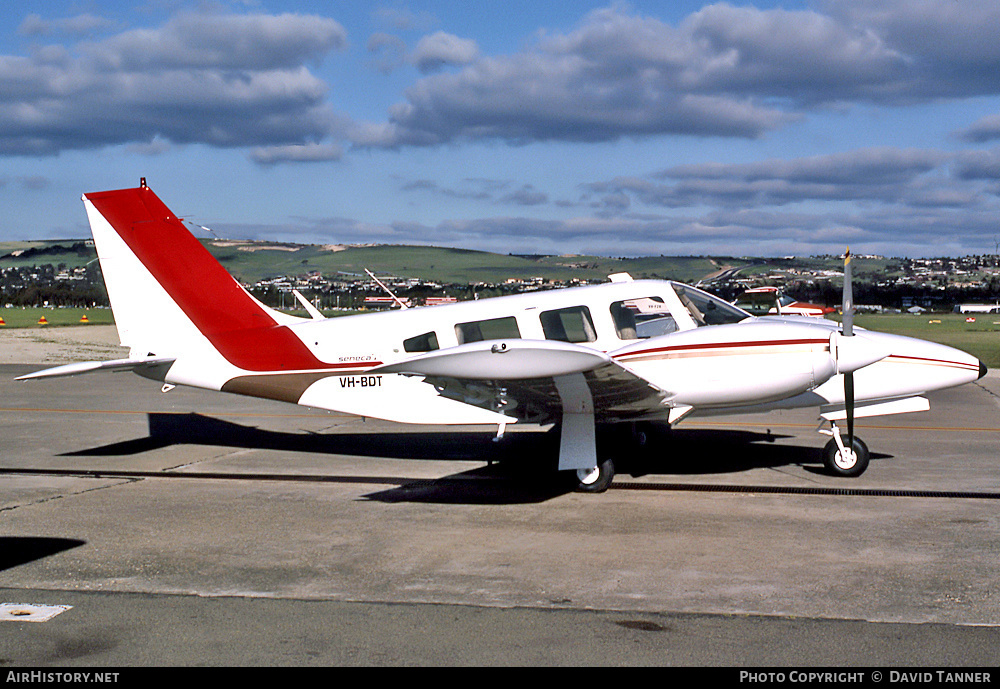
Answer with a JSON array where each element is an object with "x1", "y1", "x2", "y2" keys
[{"x1": 85, "y1": 183, "x2": 327, "y2": 372}]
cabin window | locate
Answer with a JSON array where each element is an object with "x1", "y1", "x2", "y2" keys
[
  {"x1": 403, "y1": 331, "x2": 439, "y2": 353},
  {"x1": 611, "y1": 297, "x2": 676, "y2": 340},
  {"x1": 540, "y1": 306, "x2": 597, "y2": 343},
  {"x1": 455, "y1": 316, "x2": 521, "y2": 344}
]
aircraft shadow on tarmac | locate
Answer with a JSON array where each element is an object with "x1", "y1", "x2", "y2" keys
[
  {"x1": 56, "y1": 412, "x2": 887, "y2": 504},
  {"x1": 0, "y1": 537, "x2": 86, "y2": 572}
]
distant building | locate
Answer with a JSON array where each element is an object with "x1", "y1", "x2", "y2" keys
[
  {"x1": 954, "y1": 303, "x2": 1000, "y2": 314},
  {"x1": 363, "y1": 296, "x2": 410, "y2": 309}
]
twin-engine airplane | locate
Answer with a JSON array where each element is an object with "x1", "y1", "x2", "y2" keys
[{"x1": 18, "y1": 182, "x2": 987, "y2": 492}]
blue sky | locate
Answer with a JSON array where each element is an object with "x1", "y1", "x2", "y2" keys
[{"x1": 4, "y1": 1, "x2": 1000, "y2": 257}]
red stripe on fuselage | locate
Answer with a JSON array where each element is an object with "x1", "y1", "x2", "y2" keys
[
  {"x1": 615, "y1": 337, "x2": 829, "y2": 361},
  {"x1": 86, "y1": 186, "x2": 333, "y2": 372},
  {"x1": 885, "y1": 354, "x2": 980, "y2": 371}
]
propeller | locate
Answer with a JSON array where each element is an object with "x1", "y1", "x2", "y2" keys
[
  {"x1": 842, "y1": 248, "x2": 855, "y2": 452},
  {"x1": 823, "y1": 249, "x2": 875, "y2": 476}
]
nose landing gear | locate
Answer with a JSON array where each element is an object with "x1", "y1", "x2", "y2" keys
[{"x1": 819, "y1": 421, "x2": 870, "y2": 477}]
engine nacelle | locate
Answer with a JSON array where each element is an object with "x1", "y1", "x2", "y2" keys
[{"x1": 613, "y1": 321, "x2": 841, "y2": 408}]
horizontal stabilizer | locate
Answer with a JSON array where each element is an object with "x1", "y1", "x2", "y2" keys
[{"x1": 16, "y1": 357, "x2": 175, "y2": 381}]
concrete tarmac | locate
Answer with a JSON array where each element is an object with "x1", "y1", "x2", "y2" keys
[{"x1": 1, "y1": 328, "x2": 999, "y2": 666}]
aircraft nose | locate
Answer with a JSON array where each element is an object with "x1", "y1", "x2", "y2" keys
[{"x1": 857, "y1": 331, "x2": 985, "y2": 397}]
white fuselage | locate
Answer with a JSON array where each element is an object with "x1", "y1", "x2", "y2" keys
[{"x1": 160, "y1": 279, "x2": 982, "y2": 427}]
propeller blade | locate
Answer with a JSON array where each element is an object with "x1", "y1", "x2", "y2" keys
[
  {"x1": 842, "y1": 247, "x2": 853, "y2": 337},
  {"x1": 842, "y1": 248, "x2": 855, "y2": 454}
]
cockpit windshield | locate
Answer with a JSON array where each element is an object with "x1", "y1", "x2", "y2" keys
[
  {"x1": 612, "y1": 283, "x2": 751, "y2": 340},
  {"x1": 670, "y1": 282, "x2": 751, "y2": 326}
]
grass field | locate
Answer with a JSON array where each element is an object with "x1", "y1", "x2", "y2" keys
[
  {"x1": 846, "y1": 312, "x2": 1000, "y2": 369},
  {"x1": 2, "y1": 238, "x2": 742, "y2": 285},
  {"x1": 208, "y1": 243, "x2": 737, "y2": 284},
  {"x1": 0, "y1": 307, "x2": 114, "y2": 328},
  {"x1": 4, "y1": 306, "x2": 996, "y2": 369},
  {"x1": 0, "y1": 306, "x2": 336, "y2": 329}
]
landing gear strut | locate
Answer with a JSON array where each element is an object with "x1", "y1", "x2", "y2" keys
[{"x1": 820, "y1": 422, "x2": 870, "y2": 477}]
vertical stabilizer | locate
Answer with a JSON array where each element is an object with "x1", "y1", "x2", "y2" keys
[{"x1": 84, "y1": 182, "x2": 322, "y2": 372}]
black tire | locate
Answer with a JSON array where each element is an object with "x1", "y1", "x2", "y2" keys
[
  {"x1": 573, "y1": 457, "x2": 615, "y2": 493},
  {"x1": 823, "y1": 436, "x2": 870, "y2": 477}
]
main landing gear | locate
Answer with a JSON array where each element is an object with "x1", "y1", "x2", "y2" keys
[
  {"x1": 570, "y1": 422, "x2": 657, "y2": 493},
  {"x1": 574, "y1": 457, "x2": 615, "y2": 493},
  {"x1": 819, "y1": 421, "x2": 870, "y2": 477}
]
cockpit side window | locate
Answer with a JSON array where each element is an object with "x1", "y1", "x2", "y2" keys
[
  {"x1": 610, "y1": 301, "x2": 638, "y2": 339},
  {"x1": 611, "y1": 297, "x2": 676, "y2": 339}
]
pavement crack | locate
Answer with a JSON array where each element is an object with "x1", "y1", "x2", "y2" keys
[
  {"x1": 0, "y1": 477, "x2": 141, "y2": 513},
  {"x1": 767, "y1": 465, "x2": 823, "y2": 485},
  {"x1": 974, "y1": 380, "x2": 1000, "y2": 408},
  {"x1": 163, "y1": 449, "x2": 244, "y2": 472}
]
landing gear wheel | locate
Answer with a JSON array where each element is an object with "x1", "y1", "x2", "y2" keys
[
  {"x1": 574, "y1": 458, "x2": 615, "y2": 493},
  {"x1": 823, "y1": 436, "x2": 870, "y2": 477}
]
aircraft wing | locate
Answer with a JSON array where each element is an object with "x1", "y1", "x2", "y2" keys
[
  {"x1": 374, "y1": 339, "x2": 672, "y2": 425},
  {"x1": 15, "y1": 357, "x2": 176, "y2": 381}
]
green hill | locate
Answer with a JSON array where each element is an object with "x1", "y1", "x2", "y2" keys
[{"x1": 1, "y1": 239, "x2": 746, "y2": 285}]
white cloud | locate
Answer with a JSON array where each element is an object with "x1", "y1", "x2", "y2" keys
[
  {"x1": 367, "y1": 32, "x2": 408, "y2": 73},
  {"x1": 588, "y1": 148, "x2": 951, "y2": 209},
  {"x1": 411, "y1": 32, "x2": 479, "y2": 72},
  {"x1": 81, "y1": 11, "x2": 347, "y2": 71},
  {"x1": 18, "y1": 12, "x2": 117, "y2": 38},
  {"x1": 0, "y1": 9, "x2": 348, "y2": 155},
  {"x1": 250, "y1": 142, "x2": 344, "y2": 165},
  {"x1": 957, "y1": 115, "x2": 1000, "y2": 144},
  {"x1": 350, "y1": 2, "x2": 1000, "y2": 150}
]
